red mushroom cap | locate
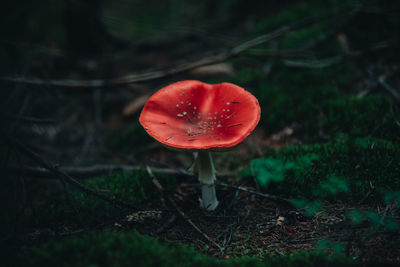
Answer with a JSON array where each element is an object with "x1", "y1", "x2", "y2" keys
[{"x1": 139, "y1": 80, "x2": 261, "y2": 151}]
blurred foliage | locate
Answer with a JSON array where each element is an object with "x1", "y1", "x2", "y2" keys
[
  {"x1": 251, "y1": 0, "x2": 350, "y2": 36},
  {"x1": 291, "y1": 199, "x2": 323, "y2": 217},
  {"x1": 248, "y1": 137, "x2": 400, "y2": 200},
  {"x1": 347, "y1": 209, "x2": 399, "y2": 232},
  {"x1": 102, "y1": 0, "x2": 239, "y2": 41},
  {"x1": 36, "y1": 170, "x2": 176, "y2": 227},
  {"x1": 346, "y1": 189, "x2": 400, "y2": 232},
  {"x1": 251, "y1": 154, "x2": 318, "y2": 188},
  {"x1": 383, "y1": 190, "x2": 400, "y2": 210},
  {"x1": 106, "y1": 121, "x2": 154, "y2": 153},
  {"x1": 18, "y1": 229, "x2": 357, "y2": 267}
]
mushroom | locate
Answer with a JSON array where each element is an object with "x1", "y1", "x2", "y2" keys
[{"x1": 139, "y1": 80, "x2": 260, "y2": 210}]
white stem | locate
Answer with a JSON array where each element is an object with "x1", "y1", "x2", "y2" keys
[{"x1": 196, "y1": 151, "x2": 218, "y2": 210}]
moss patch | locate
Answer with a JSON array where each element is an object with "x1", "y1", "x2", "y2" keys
[
  {"x1": 319, "y1": 95, "x2": 399, "y2": 140},
  {"x1": 37, "y1": 170, "x2": 176, "y2": 227},
  {"x1": 250, "y1": 137, "x2": 400, "y2": 200},
  {"x1": 18, "y1": 229, "x2": 356, "y2": 267},
  {"x1": 231, "y1": 58, "x2": 399, "y2": 142}
]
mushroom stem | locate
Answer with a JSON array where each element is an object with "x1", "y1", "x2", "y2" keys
[{"x1": 195, "y1": 151, "x2": 218, "y2": 210}]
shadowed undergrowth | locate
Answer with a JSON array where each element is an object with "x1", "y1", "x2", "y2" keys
[
  {"x1": 232, "y1": 62, "x2": 399, "y2": 143},
  {"x1": 7, "y1": 0, "x2": 400, "y2": 266},
  {"x1": 36, "y1": 170, "x2": 176, "y2": 227},
  {"x1": 19, "y1": 229, "x2": 356, "y2": 267},
  {"x1": 250, "y1": 137, "x2": 400, "y2": 200}
]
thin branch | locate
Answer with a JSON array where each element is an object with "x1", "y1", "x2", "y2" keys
[
  {"x1": 7, "y1": 115, "x2": 55, "y2": 124},
  {"x1": 377, "y1": 74, "x2": 400, "y2": 102},
  {"x1": 0, "y1": 12, "x2": 343, "y2": 88},
  {"x1": 7, "y1": 164, "x2": 192, "y2": 179},
  {"x1": 364, "y1": 68, "x2": 400, "y2": 102},
  {"x1": 283, "y1": 56, "x2": 342, "y2": 68},
  {"x1": 12, "y1": 139, "x2": 139, "y2": 209},
  {"x1": 216, "y1": 182, "x2": 295, "y2": 209},
  {"x1": 146, "y1": 166, "x2": 222, "y2": 250},
  {"x1": 7, "y1": 164, "x2": 230, "y2": 179},
  {"x1": 153, "y1": 214, "x2": 177, "y2": 235}
]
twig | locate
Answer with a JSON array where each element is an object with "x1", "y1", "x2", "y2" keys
[
  {"x1": 7, "y1": 164, "x2": 232, "y2": 180},
  {"x1": 7, "y1": 115, "x2": 54, "y2": 124},
  {"x1": 58, "y1": 173, "x2": 83, "y2": 226},
  {"x1": 153, "y1": 214, "x2": 177, "y2": 235},
  {"x1": 377, "y1": 74, "x2": 400, "y2": 102},
  {"x1": 246, "y1": 14, "x2": 356, "y2": 58},
  {"x1": 216, "y1": 182, "x2": 295, "y2": 209},
  {"x1": 12, "y1": 139, "x2": 139, "y2": 209},
  {"x1": 283, "y1": 56, "x2": 342, "y2": 68},
  {"x1": 357, "y1": 181, "x2": 375, "y2": 205},
  {"x1": 145, "y1": 166, "x2": 222, "y2": 250},
  {"x1": 169, "y1": 198, "x2": 222, "y2": 250},
  {"x1": 0, "y1": 12, "x2": 344, "y2": 88},
  {"x1": 360, "y1": 68, "x2": 400, "y2": 101}
]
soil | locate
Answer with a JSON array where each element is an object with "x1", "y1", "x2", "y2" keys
[{"x1": 122, "y1": 177, "x2": 400, "y2": 263}]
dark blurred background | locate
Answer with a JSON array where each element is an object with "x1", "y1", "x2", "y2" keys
[{"x1": 1, "y1": 0, "x2": 400, "y2": 264}]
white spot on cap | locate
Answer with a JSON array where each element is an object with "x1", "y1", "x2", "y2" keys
[
  {"x1": 177, "y1": 114, "x2": 183, "y2": 117},
  {"x1": 217, "y1": 124, "x2": 222, "y2": 127},
  {"x1": 176, "y1": 104, "x2": 179, "y2": 108},
  {"x1": 194, "y1": 106, "x2": 197, "y2": 110},
  {"x1": 226, "y1": 102, "x2": 230, "y2": 105},
  {"x1": 183, "y1": 111, "x2": 187, "y2": 115}
]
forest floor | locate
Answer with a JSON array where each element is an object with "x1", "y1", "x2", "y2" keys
[{"x1": 2, "y1": 0, "x2": 400, "y2": 266}]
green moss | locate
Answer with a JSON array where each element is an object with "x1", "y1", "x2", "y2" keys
[
  {"x1": 347, "y1": 209, "x2": 399, "y2": 232},
  {"x1": 37, "y1": 170, "x2": 176, "y2": 226},
  {"x1": 249, "y1": 137, "x2": 400, "y2": 200},
  {"x1": 18, "y1": 229, "x2": 356, "y2": 267},
  {"x1": 233, "y1": 62, "x2": 355, "y2": 131},
  {"x1": 228, "y1": 0, "x2": 400, "y2": 143},
  {"x1": 19, "y1": 230, "x2": 215, "y2": 267},
  {"x1": 320, "y1": 95, "x2": 399, "y2": 140},
  {"x1": 232, "y1": 58, "x2": 399, "y2": 141}
]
